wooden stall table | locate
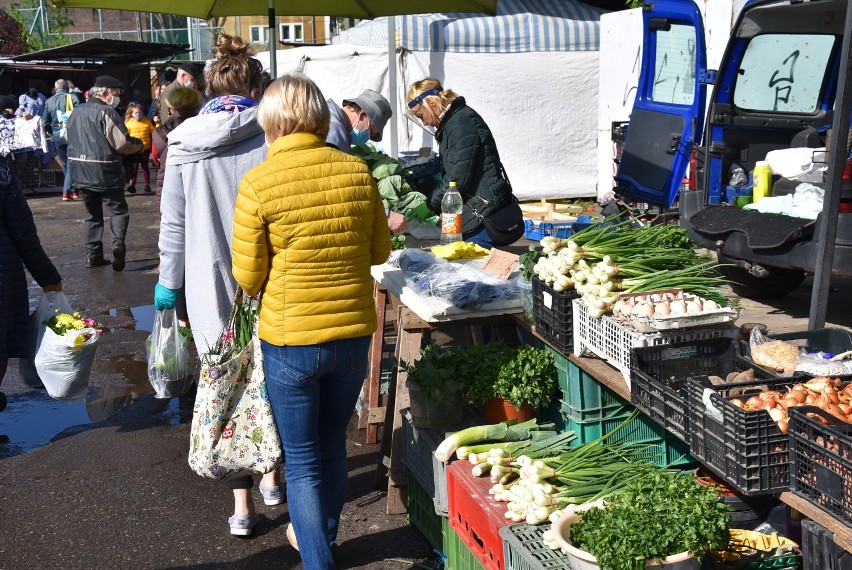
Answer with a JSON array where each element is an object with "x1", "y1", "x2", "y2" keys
[{"x1": 367, "y1": 260, "x2": 523, "y2": 514}]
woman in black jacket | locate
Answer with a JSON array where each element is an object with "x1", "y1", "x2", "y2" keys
[
  {"x1": 406, "y1": 78, "x2": 519, "y2": 248},
  {"x1": 0, "y1": 155, "x2": 62, "y2": 411}
]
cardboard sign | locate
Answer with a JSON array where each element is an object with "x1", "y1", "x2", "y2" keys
[{"x1": 482, "y1": 249, "x2": 519, "y2": 280}]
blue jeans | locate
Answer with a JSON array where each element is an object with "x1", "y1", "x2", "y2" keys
[
  {"x1": 53, "y1": 135, "x2": 73, "y2": 196},
  {"x1": 261, "y1": 336, "x2": 371, "y2": 570}
]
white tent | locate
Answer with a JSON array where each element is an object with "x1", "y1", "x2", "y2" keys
[{"x1": 257, "y1": 0, "x2": 607, "y2": 201}]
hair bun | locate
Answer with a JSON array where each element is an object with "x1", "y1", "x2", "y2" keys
[{"x1": 215, "y1": 33, "x2": 252, "y2": 59}]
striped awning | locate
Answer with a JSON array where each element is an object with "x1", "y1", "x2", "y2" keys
[{"x1": 400, "y1": 0, "x2": 607, "y2": 52}]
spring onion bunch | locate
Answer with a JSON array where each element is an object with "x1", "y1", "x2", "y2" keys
[
  {"x1": 434, "y1": 418, "x2": 556, "y2": 463},
  {"x1": 533, "y1": 219, "x2": 728, "y2": 316}
]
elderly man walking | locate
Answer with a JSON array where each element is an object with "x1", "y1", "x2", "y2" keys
[
  {"x1": 41, "y1": 79, "x2": 83, "y2": 201},
  {"x1": 67, "y1": 75, "x2": 142, "y2": 271}
]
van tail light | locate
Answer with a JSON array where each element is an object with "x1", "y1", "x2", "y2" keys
[
  {"x1": 687, "y1": 146, "x2": 697, "y2": 191},
  {"x1": 840, "y1": 158, "x2": 852, "y2": 213}
]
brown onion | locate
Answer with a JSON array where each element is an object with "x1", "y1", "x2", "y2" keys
[
  {"x1": 786, "y1": 390, "x2": 807, "y2": 404},
  {"x1": 730, "y1": 398, "x2": 745, "y2": 409},
  {"x1": 825, "y1": 386, "x2": 840, "y2": 404},
  {"x1": 746, "y1": 396, "x2": 762, "y2": 408},
  {"x1": 806, "y1": 394, "x2": 817, "y2": 404},
  {"x1": 780, "y1": 397, "x2": 800, "y2": 411},
  {"x1": 768, "y1": 408, "x2": 788, "y2": 422},
  {"x1": 839, "y1": 403, "x2": 852, "y2": 415},
  {"x1": 777, "y1": 419, "x2": 789, "y2": 433}
]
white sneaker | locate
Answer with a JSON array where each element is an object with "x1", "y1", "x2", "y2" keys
[
  {"x1": 228, "y1": 514, "x2": 259, "y2": 537},
  {"x1": 259, "y1": 483, "x2": 284, "y2": 506}
]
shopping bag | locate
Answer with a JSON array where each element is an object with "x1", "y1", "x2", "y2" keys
[
  {"x1": 146, "y1": 309, "x2": 193, "y2": 399},
  {"x1": 33, "y1": 292, "x2": 99, "y2": 401},
  {"x1": 188, "y1": 335, "x2": 281, "y2": 479},
  {"x1": 16, "y1": 292, "x2": 63, "y2": 389}
]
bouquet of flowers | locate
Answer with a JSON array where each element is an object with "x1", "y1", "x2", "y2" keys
[
  {"x1": 43, "y1": 310, "x2": 103, "y2": 346},
  {"x1": 34, "y1": 294, "x2": 101, "y2": 401}
]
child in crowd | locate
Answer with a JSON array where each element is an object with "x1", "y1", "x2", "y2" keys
[{"x1": 124, "y1": 102, "x2": 156, "y2": 193}]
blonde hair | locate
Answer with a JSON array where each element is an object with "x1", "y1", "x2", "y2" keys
[
  {"x1": 124, "y1": 101, "x2": 143, "y2": 120},
  {"x1": 257, "y1": 73, "x2": 330, "y2": 142},
  {"x1": 406, "y1": 78, "x2": 459, "y2": 113},
  {"x1": 204, "y1": 33, "x2": 263, "y2": 98},
  {"x1": 164, "y1": 86, "x2": 203, "y2": 119}
]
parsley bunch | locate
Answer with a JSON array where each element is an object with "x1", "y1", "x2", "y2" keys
[{"x1": 570, "y1": 471, "x2": 732, "y2": 570}]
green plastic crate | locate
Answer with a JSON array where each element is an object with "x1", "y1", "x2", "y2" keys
[
  {"x1": 408, "y1": 471, "x2": 444, "y2": 550},
  {"x1": 545, "y1": 346, "x2": 629, "y2": 420},
  {"x1": 702, "y1": 552, "x2": 800, "y2": 569},
  {"x1": 443, "y1": 517, "x2": 486, "y2": 570},
  {"x1": 500, "y1": 523, "x2": 570, "y2": 570}
]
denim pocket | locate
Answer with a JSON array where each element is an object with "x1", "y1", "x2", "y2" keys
[
  {"x1": 347, "y1": 336, "x2": 371, "y2": 377},
  {"x1": 263, "y1": 343, "x2": 322, "y2": 385}
]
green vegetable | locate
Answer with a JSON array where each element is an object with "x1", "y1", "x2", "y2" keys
[
  {"x1": 518, "y1": 245, "x2": 546, "y2": 281},
  {"x1": 493, "y1": 346, "x2": 557, "y2": 410},
  {"x1": 570, "y1": 471, "x2": 732, "y2": 570},
  {"x1": 434, "y1": 418, "x2": 553, "y2": 462},
  {"x1": 399, "y1": 341, "x2": 457, "y2": 405}
]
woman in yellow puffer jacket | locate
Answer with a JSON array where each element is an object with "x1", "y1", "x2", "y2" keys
[
  {"x1": 232, "y1": 73, "x2": 390, "y2": 570},
  {"x1": 124, "y1": 102, "x2": 155, "y2": 193}
]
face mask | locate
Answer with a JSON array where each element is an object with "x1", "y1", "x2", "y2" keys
[
  {"x1": 132, "y1": 112, "x2": 142, "y2": 120},
  {"x1": 110, "y1": 97, "x2": 120, "y2": 109},
  {"x1": 351, "y1": 126, "x2": 370, "y2": 146},
  {"x1": 183, "y1": 79, "x2": 195, "y2": 89}
]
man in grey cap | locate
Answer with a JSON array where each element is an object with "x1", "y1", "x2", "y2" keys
[
  {"x1": 326, "y1": 89, "x2": 392, "y2": 152},
  {"x1": 66, "y1": 75, "x2": 143, "y2": 271}
]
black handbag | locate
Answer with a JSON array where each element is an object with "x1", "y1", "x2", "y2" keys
[{"x1": 470, "y1": 198, "x2": 525, "y2": 246}]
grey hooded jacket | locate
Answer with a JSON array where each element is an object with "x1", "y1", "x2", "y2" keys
[{"x1": 157, "y1": 107, "x2": 266, "y2": 354}]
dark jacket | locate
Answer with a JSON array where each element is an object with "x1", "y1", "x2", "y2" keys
[
  {"x1": 66, "y1": 99, "x2": 143, "y2": 191},
  {"x1": 41, "y1": 89, "x2": 82, "y2": 138},
  {"x1": 432, "y1": 97, "x2": 513, "y2": 236},
  {"x1": 0, "y1": 158, "x2": 61, "y2": 359}
]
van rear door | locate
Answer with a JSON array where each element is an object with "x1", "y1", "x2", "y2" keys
[{"x1": 614, "y1": 0, "x2": 706, "y2": 208}]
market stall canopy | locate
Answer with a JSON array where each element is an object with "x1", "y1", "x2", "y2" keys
[
  {"x1": 7, "y1": 38, "x2": 190, "y2": 66},
  {"x1": 50, "y1": 0, "x2": 497, "y2": 19}
]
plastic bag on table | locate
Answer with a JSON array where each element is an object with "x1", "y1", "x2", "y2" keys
[
  {"x1": 428, "y1": 264, "x2": 518, "y2": 309},
  {"x1": 33, "y1": 292, "x2": 99, "y2": 401},
  {"x1": 749, "y1": 327, "x2": 800, "y2": 375},
  {"x1": 146, "y1": 309, "x2": 193, "y2": 399},
  {"x1": 794, "y1": 351, "x2": 852, "y2": 376}
]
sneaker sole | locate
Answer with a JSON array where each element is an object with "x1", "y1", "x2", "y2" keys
[
  {"x1": 263, "y1": 497, "x2": 283, "y2": 506},
  {"x1": 230, "y1": 527, "x2": 253, "y2": 536}
]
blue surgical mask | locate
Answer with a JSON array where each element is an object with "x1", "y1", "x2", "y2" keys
[
  {"x1": 351, "y1": 126, "x2": 370, "y2": 146},
  {"x1": 132, "y1": 112, "x2": 142, "y2": 120}
]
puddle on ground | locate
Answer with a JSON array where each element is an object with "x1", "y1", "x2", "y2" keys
[
  {"x1": 108, "y1": 303, "x2": 156, "y2": 332},
  {"x1": 0, "y1": 383, "x2": 193, "y2": 459}
]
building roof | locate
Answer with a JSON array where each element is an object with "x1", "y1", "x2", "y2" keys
[{"x1": 8, "y1": 38, "x2": 190, "y2": 66}]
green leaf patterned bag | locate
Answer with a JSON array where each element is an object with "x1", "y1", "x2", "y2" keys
[{"x1": 188, "y1": 334, "x2": 281, "y2": 479}]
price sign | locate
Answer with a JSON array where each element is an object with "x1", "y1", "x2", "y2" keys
[{"x1": 483, "y1": 249, "x2": 519, "y2": 279}]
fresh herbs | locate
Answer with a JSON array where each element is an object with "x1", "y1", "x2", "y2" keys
[
  {"x1": 493, "y1": 345, "x2": 556, "y2": 409},
  {"x1": 569, "y1": 471, "x2": 732, "y2": 570},
  {"x1": 454, "y1": 342, "x2": 515, "y2": 404},
  {"x1": 400, "y1": 340, "x2": 458, "y2": 404},
  {"x1": 518, "y1": 245, "x2": 546, "y2": 281},
  {"x1": 202, "y1": 290, "x2": 259, "y2": 366},
  {"x1": 390, "y1": 234, "x2": 406, "y2": 250}
]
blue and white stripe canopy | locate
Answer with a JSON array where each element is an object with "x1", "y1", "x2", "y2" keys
[{"x1": 340, "y1": 0, "x2": 608, "y2": 53}]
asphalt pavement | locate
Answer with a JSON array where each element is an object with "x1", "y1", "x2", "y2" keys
[{"x1": 0, "y1": 185, "x2": 434, "y2": 570}]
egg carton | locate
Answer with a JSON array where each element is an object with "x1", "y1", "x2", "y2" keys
[{"x1": 612, "y1": 289, "x2": 739, "y2": 333}]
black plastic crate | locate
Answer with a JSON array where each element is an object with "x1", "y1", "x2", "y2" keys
[
  {"x1": 400, "y1": 156, "x2": 442, "y2": 181},
  {"x1": 739, "y1": 327, "x2": 852, "y2": 380},
  {"x1": 686, "y1": 375, "x2": 798, "y2": 495},
  {"x1": 631, "y1": 338, "x2": 779, "y2": 443},
  {"x1": 532, "y1": 276, "x2": 578, "y2": 354},
  {"x1": 801, "y1": 518, "x2": 852, "y2": 570},
  {"x1": 790, "y1": 406, "x2": 852, "y2": 528}
]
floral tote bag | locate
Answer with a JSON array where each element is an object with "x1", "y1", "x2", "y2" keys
[{"x1": 188, "y1": 332, "x2": 281, "y2": 479}]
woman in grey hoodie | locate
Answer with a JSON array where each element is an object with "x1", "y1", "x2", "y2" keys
[{"x1": 153, "y1": 34, "x2": 281, "y2": 537}]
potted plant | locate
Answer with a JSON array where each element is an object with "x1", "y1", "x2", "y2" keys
[
  {"x1": 400, "y1": 340, "x2": 463, "y2": 428},
  {"x1": 461, "y1": 343, "x2": 557, "y2": 423},
  {"x1": 552, "y1": 471, "x2": 732, "y2": 570}
]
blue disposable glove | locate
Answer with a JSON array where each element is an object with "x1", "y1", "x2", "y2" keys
[{"x1": 154, "y1": 283, "x2": 178, "y2": 310}]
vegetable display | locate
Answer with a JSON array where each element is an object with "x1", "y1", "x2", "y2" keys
[
  {"x1": 727, "y1": 376, "x2": 852, "y2": 432},
  {"x1": 565, "y1": 471, "x2": 732, "y2": 570},
  {"x1": 532, "y1": 217, "x2": 729, "y2": 318}
]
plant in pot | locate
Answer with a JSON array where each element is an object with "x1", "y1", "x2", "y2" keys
[
  {"x1": 400, "y1": 340, "x2": 463, "y2": 428},
  {"x1": 552, "y1": 470, "x2": 732, "y2": 570},
  {"x1": 462, "y1": 344, "x2": 557, "y2": 423}
]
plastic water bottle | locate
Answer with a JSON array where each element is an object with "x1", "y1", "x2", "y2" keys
[
  {"x1": 752, "y1": 161, "x2": 772, "y2": 203},
  {"x1": 440, "y1": 181, "x2": 463, "y2": 244}
]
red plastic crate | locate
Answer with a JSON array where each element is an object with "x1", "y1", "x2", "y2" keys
[{"x1": 447, "y1": 461, "x2": 510, "y2": 570}]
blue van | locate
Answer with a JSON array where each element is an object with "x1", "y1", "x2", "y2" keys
[{"x1": 614, "y1": 0, "x2": 851, "y2": 299}]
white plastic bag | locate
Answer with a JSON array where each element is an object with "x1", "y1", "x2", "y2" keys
[
  {"x1": 764, "y1": 147, "x2": 827, "y2": 183},
  {"x1": 146, "y1": 309, "x2": 192, "y2": 399},
  {"x1": 33, "y1": 292, "x2": 99, "y2": 401},
  {"x1": 16, "y1": 292, "x2": 60, "y2": 389}
]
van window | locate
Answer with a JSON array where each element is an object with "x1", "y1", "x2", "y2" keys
[
  {"x1": 733, "y1": 34, "x2": 835, "y2": 113},
  {"x1": 652, "y1": 23, "x2": 697, "y2": 106}
]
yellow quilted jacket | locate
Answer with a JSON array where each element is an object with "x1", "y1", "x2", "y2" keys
[{"x1": 232, "y1": 132, "x2": 391, "y2": 346}]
